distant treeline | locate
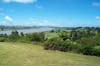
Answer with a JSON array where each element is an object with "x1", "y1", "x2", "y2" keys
[{"x1": 0, "y1": 31, "x2": 45, "y2": 43}]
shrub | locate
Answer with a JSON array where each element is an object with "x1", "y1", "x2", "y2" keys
[
  {"x1": 0, "y1": 37, "x2": 7, "y2": 42},
  {"x1": 25, "y1": 32, "x2": 45, "y2": 42},
  {"x1": 60, "y1": 40, "x2": 73, "y2": 51},
  {"x1": 79, "y1": 46, "x2": 93, "y2": 55},
  {"x1": 92, "y1": 46, "x2": 100, "y2": 56},
  {"x1": 58, "y1": 31, "x2": 69, "y2": 41},
  {"x1": 50, "y1": 30, "x2": 55, "y2": 33},
  {"x1": 44, "y1": 37, "x2": 77, "y2": 52},
  {"x1": 44, "y1": 37, "x2": 63, "y2": 50},
  {"x1": 8, "y1": 31, "x2": 20, "y2": 42},
  {"x1": 77, "y1": 37, "x2": 96, "y2": 46},
  {"x1": 20, "y1": 32, "x2": 24, "y2": 37}
]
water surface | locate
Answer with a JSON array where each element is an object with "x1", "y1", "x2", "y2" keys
[{"x1": 0, "y1": 28, "x2": 53, "y2": 35}]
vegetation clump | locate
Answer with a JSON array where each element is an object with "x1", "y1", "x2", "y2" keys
[{"x1": 0, "y1": 27, "x2": 100, "y2": 56}]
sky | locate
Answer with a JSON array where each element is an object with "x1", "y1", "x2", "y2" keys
[{"x1": 0, "y1": 0, "x2": 100, "y2": 27}]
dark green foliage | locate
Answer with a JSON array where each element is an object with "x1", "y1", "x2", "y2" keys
[
  {"x1": 32, "y1": 32, "x2": 45, "y2": 42},
  {"x1": 25, "y1": 32, "x2": 45, "y2": 42},
  {"x1": 0, "y1": 34, "x2": 8, "y2": 42},
  {"x1": 94, "y1": 33, "x2": 100, "y2": 46},
  {"x1": 50, "y1": 30, "x2": 55, "y2": 33},
  {"x1": 17, "y1": 32, "x2": 45, "y2": 43},
  {"x1": 60, "y1": 40, "x2": 72, "y2": 51},
  {"x1": 44, "y1": 37, "x2": 78, "y2": 52},
  {"x1": 0, "y1": 34, "x2": 8, "y2": 37},
  {"x1": 76, "y1": 37, "x2": 97, "y2": 55},
  {"x1": 80, "y1": 46, "x2": 93, "y2": 55},
  {"x1": 77, "y1": 37, "x2": 96, "y2": 47},
  {"x1": 70, "y1": 30, "x2": 78, "y2": 41},
  {"x1": 20, "y1": 32, "x2": 24, "y2": 37},
  {"x1": 92, "y1": 46, "x2": 100, "y2": 56},
  {"x1": 44, "y1": 37, "x2": 63, "y2": 50},
  {"x1": 8, "y1": 31, "x2": 20, "y2": 42},
  {"x1": 58, "y1": 31, "x2": 70, "y2": 41},
  {"x1": 0, "y1": 31, "x2": 45, "y2": 43},
  {"x1": 44, "y1": 28, "x2": 100, "y2": 56},
  {"x1": 0, "y1": 37, "x2": 7, "y2": 42}
]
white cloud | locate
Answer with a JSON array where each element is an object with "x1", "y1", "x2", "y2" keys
[
  {"x1": 3, "y1": 0, "x2": 37, "y2": 3},
  {"x1": 96, "y1": 16, "x2": 100, "y2": 20},
  {"x1": 0, "y1": 16, "x2": 13, "y2": 25},
  {"x1": 30, "y1": 18, "x2": 61, "y2": 26},
  {"x1": 92, "y1": 2, "x2": 100, "y2": 7},
  {"x1": 96, "y1": 16, "x2": 100, "y2": 22},
  {"x1": 5, "y1": 16, "x2": 13, "y2": 22}
]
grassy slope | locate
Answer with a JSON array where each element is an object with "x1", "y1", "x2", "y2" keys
[
  {"x1": 0, "y1": 42, "x2": 100, "y2": 66},
  {"x1": 45, "y1": 32, "x2": 59, "y2": 39}
]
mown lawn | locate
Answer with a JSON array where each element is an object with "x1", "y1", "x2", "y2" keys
[{"x1": 0, "y1": 42, "x2": 100, "y2": 66}]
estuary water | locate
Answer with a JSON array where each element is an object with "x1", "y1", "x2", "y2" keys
[{"x1": 0, "y1": 28, "x2": 53, "y2": 35}]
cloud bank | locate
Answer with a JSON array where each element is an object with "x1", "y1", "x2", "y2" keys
[{"x1": 2, "y1": 0, "x2": 37, "y2": 3}]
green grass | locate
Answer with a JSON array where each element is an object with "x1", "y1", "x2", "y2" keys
[
  {"x1": 0, "y1": 42, "x2": 100, "y2": 66},
  {"x1": 45, "y1": 32, "x2": 59, "y2": 39}
]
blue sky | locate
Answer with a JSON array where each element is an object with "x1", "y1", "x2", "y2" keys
[{"x1": 0, "y1": 0, "x2": 100, "y2": 27}]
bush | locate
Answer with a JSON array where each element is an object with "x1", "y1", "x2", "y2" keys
[
  {"x1": 60, "y1": 40, "x2": 73, "y2": 51},
  {"x1": 44, "y1": 37, "x2": 63, "y2": 50},
  {"x1": 50, "y1": 30, "x2": 55, "y2": 33},
  {"x1": 79, "y1": 46, "x2": 93, "y2": 55},
  {"x1": 77, "y1": 37, "x2": 96, "y2": 46},
  {"x1": 58, "y1": 31, "x2": 70, "y2": 41},
  {"x1": 8, "y1": 31, "x2": 20, "y2": 42},
  {"x1": 76, "y1": 37, "x2": 96, "y2": 55},
  {"x1": 25, "y1": 32, "x2": 45, "y2": 42},
  {"x1": 44, "y1": 37, "x2": 78, "y2": 52},
  {"x1": 92, "y1": 46, "x2": 100, "y2": 56},
  {"x1": 20, "y1": 32, "x2": 24, "y2": 37},
  {"x1": 0, "y1": 37, "x2": 7, "y2": 42}
]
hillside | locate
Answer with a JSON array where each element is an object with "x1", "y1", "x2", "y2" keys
[{"x1": 0, "y1": 42, "x2": 100, "y2": 66}]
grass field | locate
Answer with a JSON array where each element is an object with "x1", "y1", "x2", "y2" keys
[
  {"x1": 0, "y1": 42, "x2": 100, "y2": 66},
  {"x1": 45, "y1": 32, "x2": 59, "y2": 39}
]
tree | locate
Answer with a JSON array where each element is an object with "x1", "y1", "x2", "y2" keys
[
  {"x1": 70, "y1": 30, "x2": 78, "y2": 41},
  {"x1": 44, "y1": 37, "x2": 63, "y2": 50},
  {"x1": 77, "y1": 37, "x2": 96, "y2": 55},
  {"x1": 94, "y1": 33, "x2": 100, "y2": 46},
  {"x1": 58, "y1": 31, "x2": 70, "y2": 41},
  {"x1": 92, "y1": 46, "x2": 100, "y2": 56},
  {"x1": 8, "y1": 31, "x2": 20, "y2": 42},
  {"x1": 20, "y1": 32, "x2": 24, "y2": 37},
  {"x1": 25, "y1": 32, "x2": 45, "y2": 42}
]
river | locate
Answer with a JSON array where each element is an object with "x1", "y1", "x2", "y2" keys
[{"x1": 0, "y1": 28, "x2": 53, "y2": 35}]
